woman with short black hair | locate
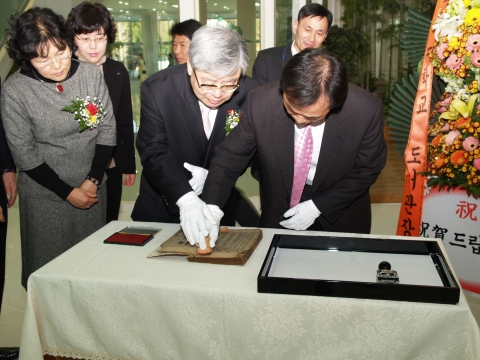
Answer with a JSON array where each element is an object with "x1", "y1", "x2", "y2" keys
[
  {"x1": 1, "y1": 7, "x2": 116, "y2": 288},
  {"x1": 68, "y1": 1, "x2": 136, "y2": 223}
]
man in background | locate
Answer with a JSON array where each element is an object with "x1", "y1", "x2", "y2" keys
[
  {"x1": 170, "y1": 19, "x2": 203, "y2": 65},
  {"x1": 0, "y1": 78, "x2": 19, "y2": 359},
  {"x1": 252, "y1": 3, "x2": 332, "y2": 85}
]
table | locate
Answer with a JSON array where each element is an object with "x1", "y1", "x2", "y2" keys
[{"x1": 19, "y1": 222, "x2": 480, "y2": 360}]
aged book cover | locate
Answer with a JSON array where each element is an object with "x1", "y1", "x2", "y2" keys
[{"x1": 148, "y1": 228, "x2": 263, "y2": 265}]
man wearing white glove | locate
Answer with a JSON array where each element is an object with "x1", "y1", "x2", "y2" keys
[
  {"x1": 198, "y1": 49, "x2": 387, "y2": 234},
  {"x1": 131, "y1": 27, "x2": 259, "y2": 228}
]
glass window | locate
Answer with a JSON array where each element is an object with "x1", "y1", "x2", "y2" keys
[
  {"x1": 205, "y1": 0, "x2": 261, "y2": 77},
  {"x1": 275, "y1": 0, "x2": 293, "y2": 47}
]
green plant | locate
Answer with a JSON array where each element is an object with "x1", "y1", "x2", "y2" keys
[{"x1": 322, "y1": 25, "x2": 370, "y2": 85}]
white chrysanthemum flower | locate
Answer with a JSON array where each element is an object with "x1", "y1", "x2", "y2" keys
[{"x1": 433, "y1": 14, "x2": 464, "y2": 41}]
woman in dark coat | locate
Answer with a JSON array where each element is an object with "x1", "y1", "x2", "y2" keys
[{"x1": 68, "y1": 1, "x2": 136, "y2": 222}]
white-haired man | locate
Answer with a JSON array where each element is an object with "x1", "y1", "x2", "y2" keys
[{"x1": 132, "y1": 26, "x2": 259, "y2": 235}]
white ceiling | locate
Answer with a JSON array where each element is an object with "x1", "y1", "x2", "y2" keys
[{"x1": 96, "y1": 0, "x2": 242, "y2": 21}]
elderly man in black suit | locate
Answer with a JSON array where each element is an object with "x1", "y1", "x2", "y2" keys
[
  {"x1": 131, "y1": 26, "x2": 259, "y2": 237},
  {"x1": 181, "y1": 49, "x2": 387, "y2": 249},
  {"x1": 252, "y1": 3, "x2": 332, "y2": 85},
  {"x1": 0, "y1": 78, "x2": 19, "y2": 359}
]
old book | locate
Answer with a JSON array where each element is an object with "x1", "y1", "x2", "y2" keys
[{"x1": 147, "y1": 228, "x2": 263, "y2": 265}]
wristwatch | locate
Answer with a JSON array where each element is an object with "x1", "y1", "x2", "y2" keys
[{"x1": 86, "y1": 175, "x2": 101, "y2": 189}]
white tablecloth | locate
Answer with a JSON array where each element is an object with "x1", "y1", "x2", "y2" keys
[{"x1": 18, "y1": 221, "x2": 480, "y2": 360}]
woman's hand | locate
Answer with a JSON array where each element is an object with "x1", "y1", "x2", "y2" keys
[
  {"x1": 80, "y1": 179, "x2": 98, "y2": 195},
  {"x1": 66, "y1": 188, "x2": 98, "y2": 209}
]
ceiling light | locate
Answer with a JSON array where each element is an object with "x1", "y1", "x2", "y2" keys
[
  {"x1": 172, "y1": 4, "x2": 178, "y2": 8},
  {"x1": 152, "y1": 8, "x2": 156, "y2": 11},
  {"x1": 125, "y1": 2, "x2": 129, "y2": 5},
  {"x1": 107, "y1": 8, "x2": 113, "y2": 10},
  {"x1": 255, "y1": 2, "x2": 260, "y2": 6},
  {"x1": 119, "y1": 1, "x2": 122, "y2": 3}
]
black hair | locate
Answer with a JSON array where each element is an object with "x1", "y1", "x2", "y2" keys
[
  {"x1": 298, "y1": 3, "x2": 333, "y2": 29},
  {"x1": 280, "y1": 48, "x2": 347, "y2": 109},
  {"x1": 6, "y1": 7, "x2": 73, "y2": 71},
  {"x1": 170, "y1": 19, "x2": 203, "y2": 40},
  {"x1": 67, "y1": 1, "x2": 117, "y2": 43}
]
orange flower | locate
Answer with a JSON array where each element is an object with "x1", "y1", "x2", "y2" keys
[
  {"x1": 451, "y1": 150, "x2": 468, "y2": 165},
  {"x1": 435, "y1": 156, "x2": 447, "y2": 167},
  {"x1": 432, "y1": 134, "x2": 444, "y2": 146},
  {"x1": 455, "y1": 117, "x2": 472, "y2": 128}
]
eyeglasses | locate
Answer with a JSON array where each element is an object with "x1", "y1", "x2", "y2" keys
[
  {"x1": 35, "y1": 52, "x2": 72, "y2": 71},
  {"x1": 193, "y1": 69, "x2": 240, "y2": 93},
  {"x1": 76, "y1": 34, "x2": 108, "y2": 45}
]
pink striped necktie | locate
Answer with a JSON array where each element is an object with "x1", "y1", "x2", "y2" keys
[{"x1": 290, "y1": 125, "x2": 313, "y2": 208}]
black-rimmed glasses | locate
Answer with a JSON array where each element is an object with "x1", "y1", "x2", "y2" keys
[{"x1": 193, "y1": 69, "x2": 240, "y2": 93}]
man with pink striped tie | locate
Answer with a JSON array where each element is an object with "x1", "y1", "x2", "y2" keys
[{"x1": 180, "y1": 49, "x2": 387, "y2": 248}]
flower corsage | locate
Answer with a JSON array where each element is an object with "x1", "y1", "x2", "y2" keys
[
  {"x1": 225, "y1": 109, "x2": 242, "y2": 135},
  {"x1": 62, "y1": 96, "x2": 106, "y2": 132}
]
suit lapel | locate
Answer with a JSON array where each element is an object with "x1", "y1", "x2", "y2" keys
[
  {"x1": 280, "y1": 44, "x2": 293, "y2": 69},
  {"x1": 102, "y1": 61, "x2": 122, "y2": 113},
  {"x1": 273, "y1": 103, "x2": 295, "y2": 196},
  {"x1": 204, "y1": 102, "x2": 240, "y2": 166},
  {"x1": 311, "y1": 110, "x2": 348, "y2": 193},
  {"x1": 176, "y1": 75, "x2": 207, "y2": 161}
]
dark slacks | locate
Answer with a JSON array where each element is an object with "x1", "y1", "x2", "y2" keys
[{"x1": 105, "y1": 166, "x2": 123, "y2": 223}]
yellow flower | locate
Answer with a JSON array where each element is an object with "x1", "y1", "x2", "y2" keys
[
  {"x1": 448, "y1": 37, "x2": 460, "y2": 48},
  {"x1": 464, "y1": 0, "x2": 471, "y2": 7},
  {"x1": 465, "y1": 8, "x2": 480, "y2": 26}
]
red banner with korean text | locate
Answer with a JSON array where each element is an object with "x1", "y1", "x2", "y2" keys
[{"x1": 396, "y1": 0, "x2": 449, "y2": 237}]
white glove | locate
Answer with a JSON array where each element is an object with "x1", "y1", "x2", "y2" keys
[
  {"x1": 206, "y1": 204, "x2": 224, "y2": 248},
  {"x1": 279, "y1": 200, "x2": 321, "y2": 231},
  {"x1": 184, "y1": 162, "x2": 209, "y2": 195},
  {"x1": 177, "y1": 191, "x2": 216, "y2": 249}
]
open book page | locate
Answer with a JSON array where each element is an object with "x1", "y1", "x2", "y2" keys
[{"x1": 148, "y1": 228, "x2": 263, "y2": 265}]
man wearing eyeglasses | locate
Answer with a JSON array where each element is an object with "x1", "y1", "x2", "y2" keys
[{"x1": 131, "y1": 26, "x2": 259, "y2": 231}]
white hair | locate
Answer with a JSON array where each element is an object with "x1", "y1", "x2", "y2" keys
[{"x1": 188, "y1": 25, "x2": 249, "y2": 77}]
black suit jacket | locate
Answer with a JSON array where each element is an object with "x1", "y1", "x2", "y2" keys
[
  {"x1": 202, "y1": 82, "x2": 387, "y2": 233},
  {"x1": 252, "y1": 43, "x2": 293, "y2": 85},
  {"x1": 134, "y1": 64, "x2": 259, "y2": 219},
  {"x1": 103, "y1": 57, "x2": 135, "y2": 174}
]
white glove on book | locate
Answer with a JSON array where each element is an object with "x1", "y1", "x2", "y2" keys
[
  {"x1": 184, "y1": 162, "x2": 209, "y2": 195},
  {"x1": 279, "y1": 200, "x2": 321, "y2": 231},
  {"x1": 206, "y1": 204, "x2": 224, "y2": 248},
  {"x1": 177, "y1": 191, "x2": 215, "y2": 249}
]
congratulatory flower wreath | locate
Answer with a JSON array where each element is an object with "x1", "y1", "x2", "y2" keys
[{"x1": 426, "y1": 0, "x2": 480, "y2": 198}]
